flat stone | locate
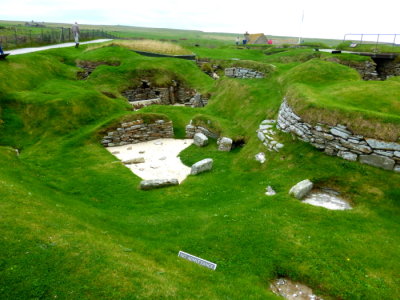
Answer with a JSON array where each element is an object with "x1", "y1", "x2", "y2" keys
[
  {"x1": 394, "y1": 165, "x2": 400, "y2": 173},
  {"x1": 257, "y1": 131, "x2": 266, "y2": 142},
  {"x1": 193, "y1": 132, "x2": 209, "y2": 147},
  {"x1": 366, "y1": 138, "x2": 400, "y2": 151},
  {"x1": 140, "y1": 178, "x2": 179, "y2": 190},
  {"x1": 337, "y1": 151, "x2": 358, "y2": 161},
  {"x1": 289, "y1": 179, "x2": 313, "y2": 200},
  {"x1": 303, "y1": 191, "x2": 352, "y2": 210},
  {"x1": 340, "y1": 140, "x2": 372, "y2": 153},
  {"x1": 190, "y1": 158, "x2": 213, "y2": 175},
  {"x1": 259, "y1": 124, "x2": 273, "y2": 130},
  {"x1": 330, "y1": 128, "x2": 350, "y2": 139},
  {"x1": 218, "y1": 137, "x2": 232, "y2": 152},
  {"x1": 359, "y1": 154, "x2": 395, "y2": 170},
  {"x1": 394, "y1": 151, "x2": 400, "y2": 158},
  {"x1": 123, "y1": 157, "x2": 145, "y2": 164}
]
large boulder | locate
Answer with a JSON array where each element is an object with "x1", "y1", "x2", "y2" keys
[
  {"x1": 218, "y1": 137, "x2": 232, "y2": 152},
  {"x1": 140, "y1": 179, "x2": 179, "y2": 190},
  {"x1": 289, "y1": 179, "x2": 313, "y2": 199},
  {"x1": 190, "y1": 158, "x2": 213, "y2": 175},
  {"x1": 193, "y1": 132, "x2": 209, "y2": 147}
]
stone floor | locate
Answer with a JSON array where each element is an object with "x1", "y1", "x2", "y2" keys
[
  {"x1": 302, "y1": 189, "x2": 352, "y2": 210},
  {"x1": 107, "y1": 138, "x2": 193, "y2": 183},
  {"x1": 270, "y1": 278, "x2": 323, "y2": 300}
]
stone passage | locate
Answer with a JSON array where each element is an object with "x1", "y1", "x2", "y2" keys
[
  {"x1": 225, "y1": 67, "x2": 264, "y2": 79},
  {"x1": 277, "y1": 100, "x2": 400, "y2": 172},
  {"x1": 257, "y1": 119, "x2": 284, "y2": 152},
  {"x1": 101, "y1": 119, "x2": 174, "y2": 147},
  {"x1": 122, "y1": 80, "x2": 208, "y2": 109}
]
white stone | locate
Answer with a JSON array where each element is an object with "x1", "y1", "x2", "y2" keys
[
  {"x1": 289, "y1": 179, "x2": 313, "y2": 200},
  {"x1": 218, "y1": 137, "x2": 233, "y2": 152},
  {"x1": 265, "y1": 186, "x2": 276, "y2": 196},
  {"x1": 190, "y1": 158, "x2": 213, "y2": 175},
  {"x1": 257, "y1": 131, "x2": 266, "y2": 142},
  {"x1": 193, "y1": 132, "x2": 209, "y2": 147},
  {"x1": 255, "y1": 152, "x2": 266, "y2": 164}
]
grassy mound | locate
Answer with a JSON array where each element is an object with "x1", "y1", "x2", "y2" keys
[
  {"x1": 108, "y1": 39, "x2": 193, "y2": 55},
  {"x1": 1, "y1": 40, "x2": 400, "y2": 299},
  {"x1": 281, "y1": 59, "x2": 400, "y2": 140}
]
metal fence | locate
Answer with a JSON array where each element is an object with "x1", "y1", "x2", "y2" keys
[{"x1": 0, "y1": 27, "x2": 119, "y2": 49}]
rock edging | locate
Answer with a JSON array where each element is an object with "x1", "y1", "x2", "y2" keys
[{"x1": 277, "y1": 99, "x2": 400, "y2": 172}]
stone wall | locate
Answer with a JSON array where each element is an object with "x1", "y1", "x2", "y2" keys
[
  {"x1": 185, "y1": 122, "x2": 219, "y2": 139},
  {"x1": 277, "y1": 100, "x2": 400, "y2": 172},
  {"x1": 101, "y1": 119, "x2": 174, "y2": 147},
  {"x1": 225, "y1": 67, "x2": 264, "y2": 79},
  {"x1": 377, "y1": 60, "x2": 400, "y2": 79}
]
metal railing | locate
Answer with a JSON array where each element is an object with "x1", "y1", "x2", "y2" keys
[{"x1": 343, "y1": 33, "x2": 399, "y2": 51}]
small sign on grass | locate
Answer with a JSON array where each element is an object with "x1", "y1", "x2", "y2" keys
[{"x1": 178, "y1": 251, "x2": 217, "y2": 270}]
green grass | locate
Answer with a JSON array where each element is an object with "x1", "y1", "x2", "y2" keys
[
  {"x1": 280, "y1": 59, "x2": 400, "y2": 140},
  {"x1": 1, "y1": 39, "x2": 400, "y2": 299}
]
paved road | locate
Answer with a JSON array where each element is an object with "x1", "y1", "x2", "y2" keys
[{"x1": 5, "y1": 39, "x2": 112, "y2": 55}]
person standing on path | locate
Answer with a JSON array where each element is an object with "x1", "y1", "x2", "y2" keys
[
  {"x1": 72, "y1": 22, "x2": 80, "y2": 48},
  {"x1": 0, "y1": 44, "x2": 4, "y2": 55}
]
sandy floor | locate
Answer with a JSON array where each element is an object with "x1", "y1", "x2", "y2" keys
[
  {"x1": 106, "y1": 138, "x2": 193, "y2": 183},
  {"x1": 6, "y1": 39, "x2": 112, "y2": 55}
]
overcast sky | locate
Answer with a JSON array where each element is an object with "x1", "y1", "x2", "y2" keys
[{"x1": 1, "y1": 0, "x2": 398, "y2": 41}]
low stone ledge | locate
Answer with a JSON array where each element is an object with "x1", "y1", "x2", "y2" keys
[
  {"x1": 277, "y1": 99, "x2": 400, "y2": 172},
  {"x1": 140, "y1": 179, "x2": 179, "y2": 190}
]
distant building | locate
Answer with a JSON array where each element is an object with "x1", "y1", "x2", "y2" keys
[{"x1": 247, "y1": 33, "x2": 268, "y2": 44}]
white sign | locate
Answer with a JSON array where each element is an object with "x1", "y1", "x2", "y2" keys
[{"x1": 178, "y1": 251, "x2": 217, "y2": 270}]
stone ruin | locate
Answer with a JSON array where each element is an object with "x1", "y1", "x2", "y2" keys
[
  {"x1": 122, "y1": 80, "x2": 209, "y2": 109},
  {"x1": 77, "y1": 61, "x2": 120, "y2": 80}
]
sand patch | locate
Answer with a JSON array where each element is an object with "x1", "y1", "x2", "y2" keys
[{"x1": 107, "y1": 138, "x2": 193, "y2": 183}]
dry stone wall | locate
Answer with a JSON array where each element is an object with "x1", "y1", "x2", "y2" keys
[
  {"x1": 101, "y1": 119, "x2": 173, "y2": 147},
  {"x1": 225, "y1": 67, "x2": 264, "y2": 79},
  {"x1": 277, "y1": 99, "x2": 400, "y2": 172}
]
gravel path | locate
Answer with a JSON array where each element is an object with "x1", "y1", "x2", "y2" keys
[{"x1": 5, "y1": 39, "x2": 112, "y2": 55}]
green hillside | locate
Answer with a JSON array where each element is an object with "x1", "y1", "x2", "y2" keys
[{"x1": 0, "y1": 40, "x2": 399, "y2": 299}]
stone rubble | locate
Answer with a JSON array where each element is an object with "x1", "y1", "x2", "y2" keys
[
  {"x1": 257, "y1": 119, "x2": 284, "y2": 152},
  {"x1": 225, "y1": 67, "x2": 265, "y2": 79},
  {"x1": 101, "y1": 119, "x2": 174, "y2": 147},
  {"x1": 277, "y1": 99, "x2": 400, "y2": 172}
]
